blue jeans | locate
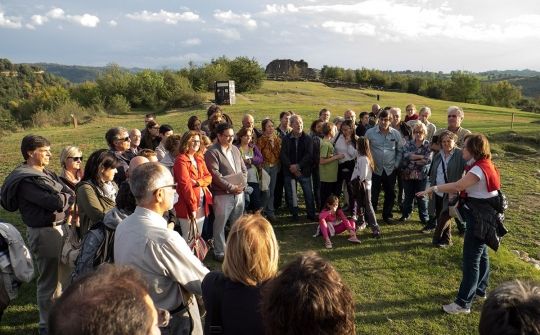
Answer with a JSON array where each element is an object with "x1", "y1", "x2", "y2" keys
[
  {"x1": 262, "y1": 165, "x2": 279, "y2": 217},
  {"x1": 454, "y1": 205, "x2": 489, "y2": 309},
  {"x1": 402, "y1": 178, "x2": 429, "y2": 223},
  {"x1": 284, "y1": 172, "x2": 316, "y2": 218}
]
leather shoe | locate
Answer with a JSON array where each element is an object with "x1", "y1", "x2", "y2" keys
[{"x1": 398, "y1": 216, "x2": 410, "y2": 222}]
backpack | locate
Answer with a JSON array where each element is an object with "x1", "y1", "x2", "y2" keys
[{"x1": 72, "y1": 221, "x2": 116, "y2": 281}]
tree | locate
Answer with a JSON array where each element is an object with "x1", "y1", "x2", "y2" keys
[
  {"x1": 228, "y1": 57, "x2": 265, "y2": 92},
  {"x1": 447, "y1": 71, "x2": 481, "y2": 103}
]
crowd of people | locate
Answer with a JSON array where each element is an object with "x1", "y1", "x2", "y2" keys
[{"x1": 0, "y1": 104, "x2": 533, "y2": 334}]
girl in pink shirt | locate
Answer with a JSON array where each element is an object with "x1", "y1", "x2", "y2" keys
[{"x1": 318, "y1": 195, "x2": 361, "y2": 249}]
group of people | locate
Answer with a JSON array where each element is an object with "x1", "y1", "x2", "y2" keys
[{"x1": 0, "y1": 102, "x2": 530, "y2": 334}]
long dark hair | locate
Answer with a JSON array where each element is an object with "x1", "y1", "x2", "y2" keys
[{"x1": 82, "y1": 149, "x2": 120, "y2": 186}]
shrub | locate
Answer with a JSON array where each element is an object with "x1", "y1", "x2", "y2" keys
[{"x1": 107, "y1": 94, "x2": 131, "y2": 115}]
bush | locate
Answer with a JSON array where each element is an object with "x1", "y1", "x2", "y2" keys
[
  {"x1": 107, "y1": 94, "x2": 131, "y2": 115},
  {"x1": 30, "y1": 100, "x2": 97, "y2": 127}
]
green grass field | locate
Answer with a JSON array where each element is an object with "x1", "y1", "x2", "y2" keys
[{"x1": 1, "y1": 80, "x2": 539, "y2": 334}]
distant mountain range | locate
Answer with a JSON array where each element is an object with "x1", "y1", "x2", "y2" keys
[
  {"x1": 22, "y1": 63, "x2": 540, "y2": 98},
  {"x1": 24, "y1": 63, "x2": 145, "y2": 83}
]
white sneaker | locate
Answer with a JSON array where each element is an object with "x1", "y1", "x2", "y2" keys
[{"x1": 442, "y1": 302, "x2": 470, "y2": 315}]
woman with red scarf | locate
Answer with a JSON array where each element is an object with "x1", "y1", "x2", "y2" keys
[{"x1": 417, "y1": 134, "x2": 504, "y2": 315}]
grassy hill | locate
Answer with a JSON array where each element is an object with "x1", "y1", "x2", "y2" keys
[
  {"x1": 1, "y1": 80, "x2": 539, "y2": 334},
  {"x1": 26, "y1": 63, "x2": 145, "y2": 83}
]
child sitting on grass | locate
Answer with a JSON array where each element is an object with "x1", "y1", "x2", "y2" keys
[{"x1": 318, "y1": 195, "x2": 361, "y2": 249}]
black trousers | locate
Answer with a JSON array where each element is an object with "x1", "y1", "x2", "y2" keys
[{"x1": 371, "y1": 170, "x2": 397, "y2": 220}]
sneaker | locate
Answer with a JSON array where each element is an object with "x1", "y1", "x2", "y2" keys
[
  {"x1": 436, "y1": 243, "x2": 452, "y2": 249},
  {"x1": 347, "y1": 236, "x2": 361, "y2": 244},
  {"x1": 442, "y1": 302, "x2": 470, "y2": 315},
  {"x1": 356, "y1": 222, "x2": 367, "y2": 231},
  {"x1": 398, "y1": 216, "x2": 410, "y2": 222},
  {"x1": 475, "y1": 292, "x2": 487, "y2": 300},
  {"x1": 372, "y1": 230, "x2": 381, "y2": 239},
  {"x1": 324, "y1": 240, "x2": 333, "y2": 249}
]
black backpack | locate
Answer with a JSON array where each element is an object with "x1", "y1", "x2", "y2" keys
[{"x1": 72, "y1": 221, "x2": 116, "y2": 281}]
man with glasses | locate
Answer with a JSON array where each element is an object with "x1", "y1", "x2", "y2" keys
[
  {"x1": 1, "y1": 135, "x2": 74, "y2": 335},
  {"x1": 115, "y1": 162, "x2": 208, "y2": 335},
  {"x1": 434, "y1": 106, "x2": 471, "y2": 148},
  {"x1": 105, "y1": 127, "x2": 131, "y2": 185},
  {"x1": 366, "y1": 110, "x2": 404, "y2": 224},
  {"x1": 204, "y1": 123, "x2": 247, "y2": 262}
]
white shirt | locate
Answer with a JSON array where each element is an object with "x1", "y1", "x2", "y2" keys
[
  {"x1": 334, "y1": 136, "x2": 357, "y2": 163},
  {"x1": 222, "y1": 145, "x2": 236, "y2": 173},
  {"x1": 467, "y1": 166, "x2": 499, "y2": 199},
  {"x1": 114, "y1": 207, "x2": 209, "y2": 311},
  {"x1": 351, "y1": 155, "x2": 372, "y2": 188},
  {"x1": 435, "y1": 150, "x2": 454, "y2": 197}
]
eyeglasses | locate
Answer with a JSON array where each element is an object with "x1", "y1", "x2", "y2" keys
[
  {"x1": 68, "y1": 156, "x2": 83, "y2": 162},
  {"x1": 152, "y1": 183, "x2": 177, "y2": 193},
  {"x1": 447, "y1": 115, "x2": 458, "y2": 118},
  {"x1": 151, "y1": 126, "x2": 160, "y2": 129},
  {"x1": 116, "y1": 137, "x2": 130, "y2": 142},
  {"x1": 157, "y1": 308, "x2": 171, "y2": 328},
  {"x1": 191, "y1": 140, "x2": 201, "y2": 144}
]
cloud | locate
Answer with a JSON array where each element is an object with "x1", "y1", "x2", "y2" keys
[
  {"x1": 214, "y1": 10, "x2": 257, "y2": 29},
  {"x1": 37, "y1": 7, "x2": 100, "y2": 28},
  {"x1": 126, "y1": 10, "x2": 200, "y2": 24},
  {"x1": 31, "y1": 14, "x2": 48, "y2": 26},
  {"x1": 109, "y1": 20, "x2": 117, "y2": 27},
  {"x1": 183, "y1": 38, "x2": 201, "y2": 46},
  {"x1": 321, "y1": 21, "x2": 375, "y2": 37},
  {"x1": 260, "y1": 1, "x2": 540, "y2": 42},
  {"x1": 213, "y1": 28, "x2": 241, "y2": 40},
  {"x1": 0, "y1": 11, "x2": 22, "y2": 29}
]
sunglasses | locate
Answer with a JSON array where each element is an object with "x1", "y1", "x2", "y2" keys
[
  {"x1": 116, "y1": 137, "x2": 130, "y2": 142},
  {"x1": 447, "y1": 115, "x2": 458, "y2": 118},
  {"x1": 68, "y1": 156, "x2": 83, "y2": 162},
  {"x1": 152, "y1": 183, "x2": 177, "y2": 193}
]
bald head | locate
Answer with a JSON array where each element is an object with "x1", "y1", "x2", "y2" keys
[
  {"x1": 242, "y1": 114, "x2": 255, "y2": 129},
  {"x1": 127, "y1": 156, "x2": 149, "y2": 179}
]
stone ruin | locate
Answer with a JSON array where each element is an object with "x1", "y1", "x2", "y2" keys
[{"x1": 265, "y1": 59, "x2": 319, "y2": 80}]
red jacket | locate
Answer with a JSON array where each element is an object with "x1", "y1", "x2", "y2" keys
[{"x1": 173, "y1": 153, "x2": 213, "y2": 219}]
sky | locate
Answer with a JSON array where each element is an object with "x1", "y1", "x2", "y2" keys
[{"x1": 1, "y1": 0, "x2": 540, "y2": 72}]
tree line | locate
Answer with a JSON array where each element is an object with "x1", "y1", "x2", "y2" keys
[
  {"x1": 318, "y1": 66, "x2": 539, "y2": 112},
  {"x1": 0, "y1": 57, "x2": 266, "y2": 131}
]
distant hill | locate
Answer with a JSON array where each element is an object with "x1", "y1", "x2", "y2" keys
[
  {"x1": 25, "y1": 63, "x2": 145, "y2": 83},
  {"x1": 479, "y1": 70, "x2": 540, "y2": 98},
  {"x1": 479, "y1": 69, "x2": 540, "y2": 79}
]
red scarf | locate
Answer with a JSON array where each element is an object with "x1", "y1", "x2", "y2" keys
[{"x1": 464, "y1": 158, "x2": 501, "y2": 192}]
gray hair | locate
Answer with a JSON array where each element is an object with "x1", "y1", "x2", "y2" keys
[
  {"x1": 412, "y1": 122, "x2": 428, "y2": 135},
  {"x1": 129, "y1": 162, "x2": 171, "y2": 204},
  {"x1": 419, "y1": 106, "x2": 431, "y2": 117},
  {"x1": 105, "y1": 127, "x2": 128, "y2": 147},
  {"x1": 290, "y1": 114, "x2": 303, "y2": 125},
  {"x1": 447, "y1": 106, "x2": 464, "y2": 118}
]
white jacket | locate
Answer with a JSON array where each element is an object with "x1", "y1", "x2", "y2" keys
[{"x1": 0, "y1": 222, "x2": 35, "y2": 300}]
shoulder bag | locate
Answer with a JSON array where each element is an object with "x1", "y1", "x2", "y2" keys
[{"x1": 187, "y1": 218, "x2": 208, "y2": 262}]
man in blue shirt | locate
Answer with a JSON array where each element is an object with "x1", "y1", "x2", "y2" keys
[{"x1": 365, "y1": 109, "x2": 403, "y2": 223}]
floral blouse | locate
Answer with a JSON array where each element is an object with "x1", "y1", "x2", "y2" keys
[{"x1": 401, "y1": 139, "x2": 432, "y2": 180}]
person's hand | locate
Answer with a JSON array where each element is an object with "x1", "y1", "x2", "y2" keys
[
  {"x1": 335, "y1": 153, "x2": 345, "y2": 160},
  {"x1": 293, "y1": 170, "x2": 302, "y2": 178},
  {"x1": 191, "y1": 178, "x2": 198, "y2": 186},
  {"x1": 289, "y1": 164, "x2": 299, "y2": 174},
  {"x1": 188, "y1": 211, "x2": 196, "y2": 220},
  {"x1": 416, "y1": 186, "x2": 433, "y2": 198},
  {"x1": 233, "y1": 184, "x2": 244, "y2": 194}
]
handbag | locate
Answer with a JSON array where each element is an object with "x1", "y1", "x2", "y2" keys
[
  {"x1": 61, "y1": 225, "x2": 81, "y2": 267},
  {"x1": 187, "y1": 217, "x2": 208, "y2": 262},
  {"x1": 448, "y1": 195, "x2": 463, "y2": 221},
  {"x1": 260, "y1": 168, "x2": 271, "y2": 192}
]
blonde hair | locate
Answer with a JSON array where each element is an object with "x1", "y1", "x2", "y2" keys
[
  {"x1": 223, "y1": 214, "x2": 279, "y2": 286},
  {"x1": 60, "y1": 146, "x2": 82, "y2": 168},
  {"x1": 413, "y1": 122, "x2": 428, "y2": 135}
]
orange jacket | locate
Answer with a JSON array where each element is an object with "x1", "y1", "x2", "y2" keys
[{"x1": 173, "y1": 153, "x2": 213, "y2": 219}]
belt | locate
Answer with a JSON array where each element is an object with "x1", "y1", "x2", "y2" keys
[{"x1": 169, "y1": 303, "x2": 188, "y2": 316}]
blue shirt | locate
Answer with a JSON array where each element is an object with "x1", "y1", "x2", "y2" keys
[{"x1": 366, "y1": 126, "x2": 403, "y2": 176}]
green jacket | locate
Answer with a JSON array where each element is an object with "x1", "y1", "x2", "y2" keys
[{"x1": 76, "y1": 181, "x2": 116, "y2": 237}]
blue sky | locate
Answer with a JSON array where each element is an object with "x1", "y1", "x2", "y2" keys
[{"x1": 1, "y1": 0, "x2": 539, "y2": 72}]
